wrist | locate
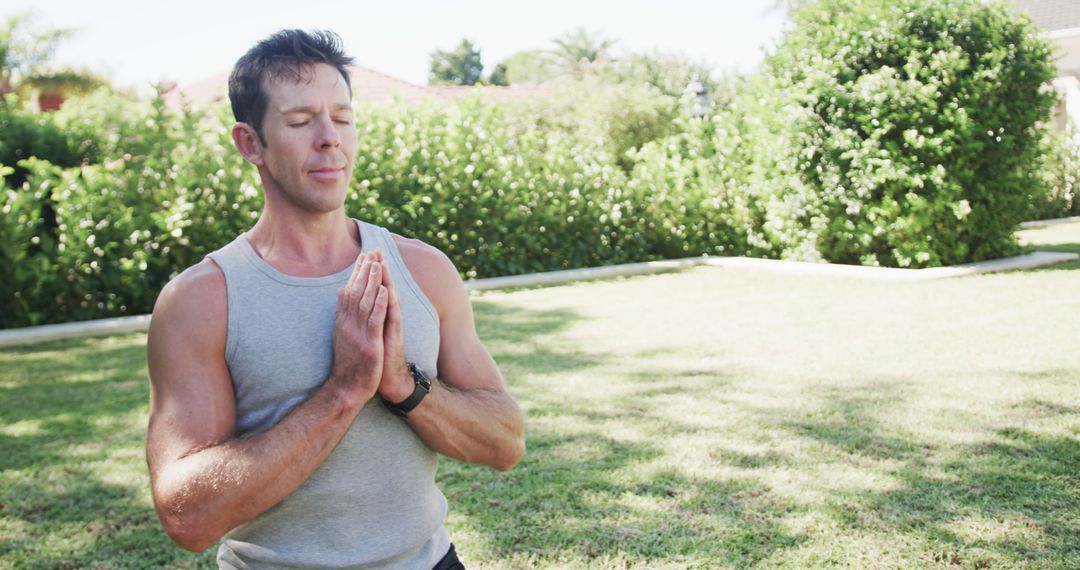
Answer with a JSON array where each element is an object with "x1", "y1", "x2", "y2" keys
[
  {"x1": 324, "y1": 373, "x2": 373, "y2": 416},
  {"x1": 380, "y1": 363, "x2": 413, "y2": 404},
  {"x1": 381, "y1": 363, "x2": 432, "y2": 417}
]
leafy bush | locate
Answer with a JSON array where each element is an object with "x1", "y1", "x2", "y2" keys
[
  {"x1": 510, "y1": 75, "x2": 685, "y2": 172},
  {"x1": 350, "y1": 96, "x2": 641, "y2": 278},
  {"x1": 2, "y1": 93, "x2": 260, "y2": 326},
  {"x1": 0, "y1": 97, "x2": 98, "y2": 187},
  {"x1": 0, "y1": 0, "x2": 1064, "y2": 327},
  {"x1": 0, "y1": 163, "x2": 60, "y2": 328},
  {"x1": 628, "y1": 72, "x2": 843, "y2": 263},
  {"x1": 627, "y1": 111, "x2": 758, "y2": 260},
  {"x1": 1031, "y1": 130, "x2": 1080, "y2": 220},
  {"x1": 763, "y1": 0, "x2": 1056, "y2": 267}
]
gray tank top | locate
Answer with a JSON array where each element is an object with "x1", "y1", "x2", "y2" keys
[{"x1": 206, "y1": 219, "x2": 450, "y2": 569}]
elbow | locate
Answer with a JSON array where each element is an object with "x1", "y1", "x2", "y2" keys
[
  {"x1": 493, "y1": 404, "x2": 525, "y2": 472},
  {"x1": 493, "y1": 436, "x2": 526, "y2": 472},
  {"x1": 162, "y1": 517, "x2": 221, "y2": 553},
  {"x1": 157, "y1": 506, "x2": 224, "y2": 553}
]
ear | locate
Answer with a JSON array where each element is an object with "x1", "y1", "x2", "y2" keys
[{"x1": 231, "y1": 123, "x2": 265, "y2": 167}]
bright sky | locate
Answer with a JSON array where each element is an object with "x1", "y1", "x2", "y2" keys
[{"x1": 2, "y1": 1, "x2": 790, "y2": 94}]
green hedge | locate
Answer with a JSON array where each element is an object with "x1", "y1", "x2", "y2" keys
[
  {"x1": 0, "y1": 0, "x2": 1065, "y2": 328},
  {"x1": 349, "y1": 97, "x2": 653, "y2": 279},
  {"x1": 1032, "y1": 130, "x2": 1080, "y2": 220},
  {"x1": 0, "y1": 99, "x2": 100, "y2": 188},
  {"x1": 1, "y1": 95, "x2": 261, "y2": 327}
]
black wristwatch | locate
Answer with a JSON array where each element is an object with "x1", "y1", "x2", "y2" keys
[{"x1": 382, "y1": 363, "x2": 432, "y2": 417}]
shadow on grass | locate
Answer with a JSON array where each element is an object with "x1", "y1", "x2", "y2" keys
[
  {"x1": 472, "y1": 299, "x2": 614, "y2": 415},
  {"x1": 473, "y1": 300, "x2": 601, "y2": 373},
  {"x1": 0, "y1": 335, "x2": 215, "y2": 569},
  {"x1": 0, "y1": 338, "x2": 148, "y2": 471},
  {"x1": 440, "y1": 428, "x2": 805, "y2": 568},
  {"x1": 872, "y1": 429, "x2": 1080, "y2": 566},
  {"x1": 777, "y1": 383, "x2": 1080, "y2": 567},
  {"x1": 439, "y1": 358, "x2": 809, "y2": 568}
]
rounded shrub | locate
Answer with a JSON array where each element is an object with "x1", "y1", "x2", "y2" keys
[{"x1": 764, "y1": 0, "x2": 1057, "y2": 267}]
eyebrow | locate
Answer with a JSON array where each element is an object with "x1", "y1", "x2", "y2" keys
[{"x1": 280, "y1": 103, "x2": 353, "y2": 115}]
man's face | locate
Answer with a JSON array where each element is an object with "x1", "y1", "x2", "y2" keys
[{"x1": 256, "y1": 63, "x2": 357, "y2": 215}]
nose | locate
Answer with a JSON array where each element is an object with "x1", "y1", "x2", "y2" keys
[{"x1": 315, "y1": 114, "x2": 340, "y2": 150}]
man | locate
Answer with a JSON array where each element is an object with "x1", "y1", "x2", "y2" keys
[{"x1": 145, "y1": 29, "x2": 524, "y2": 569}]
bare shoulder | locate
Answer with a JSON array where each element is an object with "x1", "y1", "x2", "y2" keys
[
  {"x1": 149, "y1": 258, "x2": 227, "y2": 360},
  {"x1": 389, "y1": 234, "x2": 466, "y2": 317},
  {"x1": 154, "y1": 258, "x2": 226, "y2": 323}
]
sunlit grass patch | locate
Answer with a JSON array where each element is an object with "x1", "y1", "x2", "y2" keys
[{"x1": 2, "y1": 223, "x2": 1078, "y2": 568}]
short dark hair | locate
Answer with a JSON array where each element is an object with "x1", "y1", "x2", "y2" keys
[{"x1": 228, "y1": 29, "x2": 355, "y2": 143}]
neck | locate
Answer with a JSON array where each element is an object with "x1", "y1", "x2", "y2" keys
[{"x1": 246, "y1": 204, "x2": 360, "y2": 278}]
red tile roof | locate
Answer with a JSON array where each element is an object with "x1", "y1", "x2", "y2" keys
[
  {"x1": 1014, "y1": 0, "x2": 1080, "y2": 32},
  {"x1": 163, "y1": 64, "x2": 542, "y2": 109}
]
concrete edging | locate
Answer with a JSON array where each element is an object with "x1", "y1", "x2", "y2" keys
[
  {"x1": 700, "y1": 251, "x2": 1079, "y2": 281},
  {"x1": 1018, "y1": 216, "x2": 1080, "y2": 229},
  {"x1": 0, "y1": 315, "x2": 152, "y2": 350},
  {"x1": 462, "y1": 257, "x2": 703, "y2": 291},
  {"x1": 1, "y1": 250, "x2": 1076, "y2": 349}
]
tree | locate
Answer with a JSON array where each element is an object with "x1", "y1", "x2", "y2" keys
[
  {"x1": 429, "y1": 38, "x2": 484, "y2": 86},
  {"x1": 491, "y1": 29, "x2": 622, "y2": 86},
  {"x1": 0, "y1": 13, "x2": 70, "y2": 95},
  {"x1": 491, "y1": 49, "x2": 558, "y2": 86},
  {"x1": 550, "y1": 28, "x2": 618, "y2": 79},
  {"x1": 613, "y1": 51, "x2": 725, "y2": 101},
  {"x1": 486, "y1": 62, "x2": 509, "y2": 86},
  {"x1": 0, "y1": 13, "x2": 105, "y2": 106}
]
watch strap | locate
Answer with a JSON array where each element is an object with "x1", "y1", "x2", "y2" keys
[{"x1": 382, "y1": 363, "x2": 431, "y2": 417}]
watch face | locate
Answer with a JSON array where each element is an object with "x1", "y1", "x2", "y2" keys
[{"x1": 409, "y1": 363, "x2": 432, "y2": 392}]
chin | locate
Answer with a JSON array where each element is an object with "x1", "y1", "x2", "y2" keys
[{"x1": 290, "y1": 189, "x2": 348, "y2": 215}]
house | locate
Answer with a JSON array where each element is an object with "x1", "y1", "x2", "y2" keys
[
  {"x1": 162, "y1": 64, "x2": 541, "y2": 110},
  {"x1": 1014, "y1": 0, "x2": 1080, "y2": 139}
]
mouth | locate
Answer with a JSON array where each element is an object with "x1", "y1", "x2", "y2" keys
[{"x1": 308, "y1": 166, "x2": 345, "y2": 181}]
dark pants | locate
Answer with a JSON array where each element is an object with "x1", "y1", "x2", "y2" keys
[{"x1": 433, "y1": 543, "x2": 464, "y2": 570}]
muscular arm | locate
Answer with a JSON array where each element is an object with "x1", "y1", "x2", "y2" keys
[
  {"x1": 380, "y1": 239, "x2": 525, "y2": 471},
  {"x1": 146, "y1": 253, "x2": 389, "y2": 552}
]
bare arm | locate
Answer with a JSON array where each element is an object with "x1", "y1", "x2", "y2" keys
[
  {"x1": 378, "y1": 240, "x2": 525, "y2": 471},
  {"x1": 146, "y1": 252, "x2": 389, "y2": 552}
]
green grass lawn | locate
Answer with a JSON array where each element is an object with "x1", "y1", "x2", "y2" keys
[
  {"x1": 2, "y1": 224, "x2": 1079, "y2": 569},
  {"x1": 1018, "y1": 220, "x2": 1080, "y2": 271}
]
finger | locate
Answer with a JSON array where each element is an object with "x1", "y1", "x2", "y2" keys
[
  {"x1": 368, "y1": 285, "x2": 389, "y2": 335},
  {"x1": 361, "y1": 251, "x2": 378, "y2": 285},
  {"x1": 347, "y1": 250, "x2": 371, "y2": 291},
  {"x1": 380, "y1": 258, "x2": 404, "y2": 313},
  {"x1": 352, "y1": 254, "x2": 374, "y2": 302},
  {"x1": 346, "y1": 255, "x2": 371, "y2": 315},
  {"x1": 357, "y1": 260, "x2": 382, "y2": 316},
  {"x1": 391, "y1": 272, "x2": 403, "y2": 319},
  {"x1": 380, "y1": 256, "x2": 395, "y2": 289},
  {"x1": 384, "y1": 266, "x2": 402, "y2": 327},
  {"x1": 384, "y1": 289, "x2": 402, "y2": 346}
]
